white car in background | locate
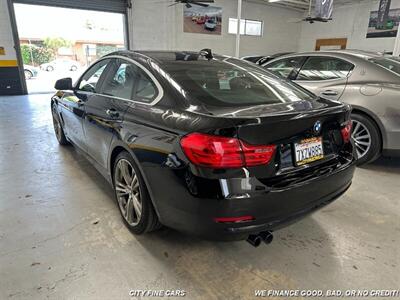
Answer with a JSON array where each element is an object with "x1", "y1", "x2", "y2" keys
[
  {"x1": 204, "y1": 19, "x2": 217, "y2": 31},
  {"x1": 40, "y1": 59, "x2": 80, "y2": 72},
  {"x1": 23, "y1": 65, "x2": 39, "y2": 80}
]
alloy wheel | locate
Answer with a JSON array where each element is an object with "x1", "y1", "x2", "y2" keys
[
  {"x1": 114, "y1": 159, "x2": 142, "y2": 226},
  {"x1": 352, "y1": 120, "x2": 371, "y2": 159}
]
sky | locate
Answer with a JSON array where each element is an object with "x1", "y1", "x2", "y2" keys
[{"x1": 14, "y1": 4, "x2": 125, "y2": 43}]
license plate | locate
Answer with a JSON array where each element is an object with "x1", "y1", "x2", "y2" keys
[{"x1": 294, "y1": 137, "x2": 324, "y2": 166}]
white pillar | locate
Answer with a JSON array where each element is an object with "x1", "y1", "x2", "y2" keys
[
  {"x1": 393, "y1": 25, "x2": 400, "y2": 56},
  {"x1": 235, "y1": 0, "x2": 242, "y2": 58}
]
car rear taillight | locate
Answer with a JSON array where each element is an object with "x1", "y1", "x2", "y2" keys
[
  {"x1": 240, "y1": 141, "x2": 276, "y2": 167},
  {"x1": 341, "y1": 121, "x2": 352, "y2": 144},
  {"x1": 180, "y1": 133, "x2": 276, "y2": 169}
]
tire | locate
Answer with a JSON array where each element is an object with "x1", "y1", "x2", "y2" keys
[
  {"x1": 47, "y1": 66, "x2": 54, "y2": 72},
  {"x1": 51, "y1": 104, "x2": 69, "y2": 145},
  {"x1": 351, "y1": 113, "x2": 381, "y2": 165},
  {"x1": 24, "y1": 70, "x2": 33, "y2": 80},
  {"x1": 113, "y1": 151, "x2": 161, "y2": 234}
]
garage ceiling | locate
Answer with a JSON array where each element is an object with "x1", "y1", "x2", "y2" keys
[{"x1": 264, "y1": 0, "x2": 370, "y2": 11}]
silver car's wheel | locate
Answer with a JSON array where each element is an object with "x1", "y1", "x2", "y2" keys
[
  {"x1": 352, "y1": 120, "x2": 371, "y2": 159},
  {"x1": 24, "y1": 70, "x2": 33, "y2": 80},
  {"x1": 114, "y1": 159, "x2": 142, "y2": 226}
]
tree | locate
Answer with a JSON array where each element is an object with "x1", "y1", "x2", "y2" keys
[
  {"x1": 43, "y1": 37, "x2": 72, "y2": 54},
  {"x1": 96, "y1": 45, "x2": 119, "y2": 58},
  {"x1": 20, "y1": 44, "x2": 54, "y2": 66}
]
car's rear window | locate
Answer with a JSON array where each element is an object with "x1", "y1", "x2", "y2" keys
[
  {"x1": 163, "y1": 57, "x2": 316, "y2": 107},
  {"x1": 369, "y1": 57, "x2": 400, "y2": 76}
]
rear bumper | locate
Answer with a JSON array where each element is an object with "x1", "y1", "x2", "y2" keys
[{"x1": 144, "y1": 157, "x2": 356, "y2": 241}]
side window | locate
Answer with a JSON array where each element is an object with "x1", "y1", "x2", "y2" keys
[
  {"x1": 134, "y1": 70, "x2": 157, "y2": 101},
  {"x1": 78, "y1": 59, "x2": 110, "y2": 92},
  {"x1": 101, "y1": 59, "x2": 157, "y2": 102},
  {"x1": 265, "y1": 57, "x2": 304, "y2": 78},
  {"x1": 297, "y1": 57, "x2": 354, "y2": 81},
  {"x1": 102, "y1": 62, "x2": 136, "y2": 99}
]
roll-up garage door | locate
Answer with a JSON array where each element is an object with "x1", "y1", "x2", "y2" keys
[{"x1": 13, "y1": 0, "x2": 128, "y2": 13}]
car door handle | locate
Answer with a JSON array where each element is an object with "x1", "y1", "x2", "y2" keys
[
  {"x1": 106, "y1": 109, "x2": 120, "y2": 119},
  {"x1": 321, "y1": 90, "x2": 338, "y2": 96}
]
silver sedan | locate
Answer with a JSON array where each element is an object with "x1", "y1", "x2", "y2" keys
[{"x1": 263, "y1": 50, "x2": 400, "y2": 165}]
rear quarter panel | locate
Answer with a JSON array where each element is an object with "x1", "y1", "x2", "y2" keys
[{"x1": 339, "y1": 82, "x2": 400, "y2": 151}]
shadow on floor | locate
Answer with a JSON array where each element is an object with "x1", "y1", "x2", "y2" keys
[{"x1": 361, "y1": 156, "x2": 400, "y2": 174}]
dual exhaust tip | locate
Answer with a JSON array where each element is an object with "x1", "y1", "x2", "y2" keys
[{"x1": 247, "y1": 231, "x2": 273, "y2": 247}]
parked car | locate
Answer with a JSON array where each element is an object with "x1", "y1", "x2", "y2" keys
[
  {"x1": 196, "y1": 17, "x2": 205, "y2": 24},
  {"x1": 204, "y1": 19, "x2": 217, "y2": 31},
  {"x1": 51, "y1": 50, "x2": 356, "y2": 244},
  {"x1": 41, "y1": 59, "x2": 80, "y2": 72},
  {"x1": 263, "y1": 50, "x2": 400, "y2": 165},
  {"x1": 242, "y1": 52, "x2": 293, "y2": 65},
  {"x1": 23, "y1": 65, "x2": 39, "y2": 80}
]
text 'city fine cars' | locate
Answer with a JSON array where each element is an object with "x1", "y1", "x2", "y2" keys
[{"x1": 51, "y1": 50, "x2": 356, "y2": 246}]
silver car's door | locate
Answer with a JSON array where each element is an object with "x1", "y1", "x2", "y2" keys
[{"x1": 294, "y1": 56, "x2": 354, "y2": 101}]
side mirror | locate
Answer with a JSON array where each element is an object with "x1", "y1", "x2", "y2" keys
[{"x1": 55, "y1": 77, "x2": 73, "y2": 90}]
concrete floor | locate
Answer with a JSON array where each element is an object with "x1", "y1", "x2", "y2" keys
[{"x1": 0, "y1": 94, "x2": 399, "y2": 300}]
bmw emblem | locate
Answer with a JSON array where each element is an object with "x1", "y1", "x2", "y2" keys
[{"x1": 313, "y1": 121, "x2": 322, "y2": 135}]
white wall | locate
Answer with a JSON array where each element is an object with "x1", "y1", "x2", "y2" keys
[
  {"x1": 0, "y1": 0, "x2": 17, "y2": 61},
  {"x1": 130, "y1": 0, "x2": 303, "y2": 57},
  {"x1": 298, "y1": 0, "x2": 400, "y2": 53}
]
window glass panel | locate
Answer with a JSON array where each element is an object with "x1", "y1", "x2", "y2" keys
[
  {"x1": 229, "y1": 18, "x2": 262, "y2": 36},
  {"x1": 228, "y1": 18, "x2": 245, "y2": 34},
  {"x1": 78, "y1": 59, "x2": 110, "y2": 92},
  {"x1": 102, "y1": 62, "x2": 135, "y2": 99},
  {"x1": 266, "y1": 57, "x2": 304, "y2": 78},
  {"x1": 369, "y1": 57, "x2": 400, "y2": 75},
  {"x1": 245, "y1": 20, "x2": 262, "y2": 36},
  {"x1": 297, "y1": 57, "x2": 354, "y2": 81},
  {"x1": 135, "y1": 75, "x2": 156, "y2": 100},
  {"x1": 101, "y1": 60, "x2": 157, "y2": 102},
  {"x1": 164, "y1": 58, "x2": 316, "y2": 107}
]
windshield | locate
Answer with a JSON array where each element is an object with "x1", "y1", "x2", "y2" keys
[
  {"x1": 162, "y1": 57, "x2": 316, "y2": 107},
  {"x1": 369, "y1": 57, "x2": 400, "y2": 76}
]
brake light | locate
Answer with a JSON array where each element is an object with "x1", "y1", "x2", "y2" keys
[
  {"x1": 241, "y1": 141, "x2": 276, "y2": 167},
  {"x1": 180, "y1": 133, "x2": 276, "y2": 169},
  {"x1": 341, "y1": 121, "x2": 352, "y2": 144}
]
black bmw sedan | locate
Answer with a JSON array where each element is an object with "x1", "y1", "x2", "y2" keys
[{"x1": 51, "y1": 50, "x2": 356, "y2": 245}]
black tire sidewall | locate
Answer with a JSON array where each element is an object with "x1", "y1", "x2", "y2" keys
[
  {"x1": 52, "y1": 105, "x2": 69, "y2": 145},
  {"x1": 351, "y1": 113, "x2": 381, "y2": 165},
  {"x1": 113, "y1": 152, "x2": 154, "y2": 235}
]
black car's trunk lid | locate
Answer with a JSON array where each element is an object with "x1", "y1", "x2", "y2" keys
[{"x1": 204, "y1": 98, "x2": 352, "y2": 180}]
